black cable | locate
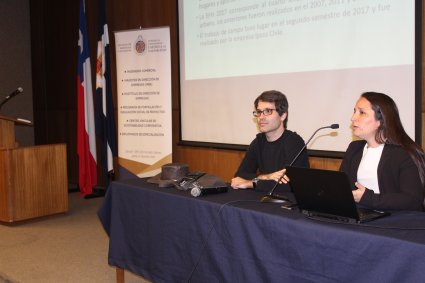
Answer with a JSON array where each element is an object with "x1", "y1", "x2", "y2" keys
[
  {"x1": 305, "y1": 215, "x2": 425, "y2": 230},
  {"x1": 186, "y1": 199, "x2": 425, "y2": 282}
]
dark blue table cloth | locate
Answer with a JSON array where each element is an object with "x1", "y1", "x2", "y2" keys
[{"x1": 98, "y1": 178, "x2": 425, "y2": 283}]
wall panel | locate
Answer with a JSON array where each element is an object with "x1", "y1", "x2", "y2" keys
[{"x1": 28, "y1": 0, "x2": 423, "y2": 185}]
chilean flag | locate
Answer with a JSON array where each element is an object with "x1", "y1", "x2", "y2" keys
[
  {"x1": 95, "y1": 0, "x2": 117, "y2": 190},
  {"x1": 77, "y1": 0, "x2": 97, "y2": 196}
]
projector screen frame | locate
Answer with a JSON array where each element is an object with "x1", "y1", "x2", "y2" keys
[{"x1": 177, "y1": 0, "x2": 422, "y2": 159}]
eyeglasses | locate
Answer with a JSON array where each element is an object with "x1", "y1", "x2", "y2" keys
[{"x1": 253, "y1": 108, "x2": 276, "y2": 117}]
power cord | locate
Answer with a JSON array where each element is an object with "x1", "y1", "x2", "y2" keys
[{"x1": 305, "y1": 215, "x2": 425, "y2": 230}]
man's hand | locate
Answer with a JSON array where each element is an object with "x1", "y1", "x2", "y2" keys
[
  {"x1": 230, "y1": 177, "x2": 253, "y2": 189},
  {"x1": 262, "y1": 169, "x2": 289, "y2": 184}
]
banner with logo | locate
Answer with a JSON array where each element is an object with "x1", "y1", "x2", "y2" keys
[{"x1": 114, "y1": 27, "x2": 171, "y2": 178}]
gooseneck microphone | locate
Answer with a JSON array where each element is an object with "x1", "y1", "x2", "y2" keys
[
  {"x1": 260, "y1": 123, "x2": 339, "y2": 203},
  {"x1": 288, "y1": 124, "x2": 339, "y2": 168},
  {"x1": 0, "y1": 87, "x2": 24, "y2": 110}
]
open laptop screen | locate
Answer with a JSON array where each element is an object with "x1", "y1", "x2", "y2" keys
[{"x1": 286, "y1": 166, "x2": 389, "y2": 223}]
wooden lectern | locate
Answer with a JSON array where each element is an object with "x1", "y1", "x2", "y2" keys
[{"x1": 0, "y1": 115, "x2": 68, "y2": 223}]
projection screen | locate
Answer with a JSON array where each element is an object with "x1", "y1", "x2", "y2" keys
[{"x1": 178, "y1": 0, "x2": 420, "y2": 156}]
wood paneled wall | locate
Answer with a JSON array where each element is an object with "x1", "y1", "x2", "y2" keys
[{"x1": 29, "y1": 0, "x2": 422, "y2": 185}]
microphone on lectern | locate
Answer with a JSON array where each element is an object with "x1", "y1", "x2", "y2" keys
[
  {"x1": 260, "y1": 123, "x2": 339, "y2": 203},
  {"x1": 6, "y1": 87, "x2": 24, "y2": 99},
  {"x1": 0, "y1": 87, "x2": 24, "y2": 110}
]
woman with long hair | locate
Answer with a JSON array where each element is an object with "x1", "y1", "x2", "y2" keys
[{"x1": 340, "y1": 92, "x2": 425, "y2": 211}]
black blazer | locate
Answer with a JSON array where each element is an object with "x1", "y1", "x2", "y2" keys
[{"x1": 340, "y1": 140, "x2": 424, "y2": 211}]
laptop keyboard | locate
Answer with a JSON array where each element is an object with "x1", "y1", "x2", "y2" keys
[{"x1": 357, "y1": 208, "x2": 384, "y2": 220}]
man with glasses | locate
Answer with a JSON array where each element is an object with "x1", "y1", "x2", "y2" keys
[{"x1": 231, "y1": 90, "x2": 309, "y2": 190}]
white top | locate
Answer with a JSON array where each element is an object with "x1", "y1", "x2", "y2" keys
[{"x1": 357, "y1": 143, "x2": 385, "y2": 194}]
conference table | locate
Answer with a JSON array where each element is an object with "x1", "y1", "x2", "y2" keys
[{"x1": 98, "y1": 178, "x2": 425, "y2": 283}]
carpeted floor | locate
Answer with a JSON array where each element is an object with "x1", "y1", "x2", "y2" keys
[{"x1": 0, "y1": 192, "x2": 150, "y2": 283}]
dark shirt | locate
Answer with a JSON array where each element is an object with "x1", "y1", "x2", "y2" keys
[
  {"x1": 235, "y1": 130, "x2": 309, "y2": 192},
  {"x1": 340, "y1": 140, "x2": 425, "y2": 211}
]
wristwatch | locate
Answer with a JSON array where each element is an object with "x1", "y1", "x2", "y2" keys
[{"x1": 252, "y1": 177, "x2": 260, "y2": 189}]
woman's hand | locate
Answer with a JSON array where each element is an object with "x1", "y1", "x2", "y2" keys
[{"x1": 353, "y1": 182, "x2": 366, "y2": 202}]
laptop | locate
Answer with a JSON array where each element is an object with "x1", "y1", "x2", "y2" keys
[{"x1": 286, "y1": 166, "x2": 390, "y2": 224}]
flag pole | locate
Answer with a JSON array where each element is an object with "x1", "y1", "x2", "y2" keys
[
  {"x1": 85, "y1": 0, "x2": 117, "y2": 199},
  {"x1": 77, "y1": 0, "x2": 98, "y2": 197}
]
